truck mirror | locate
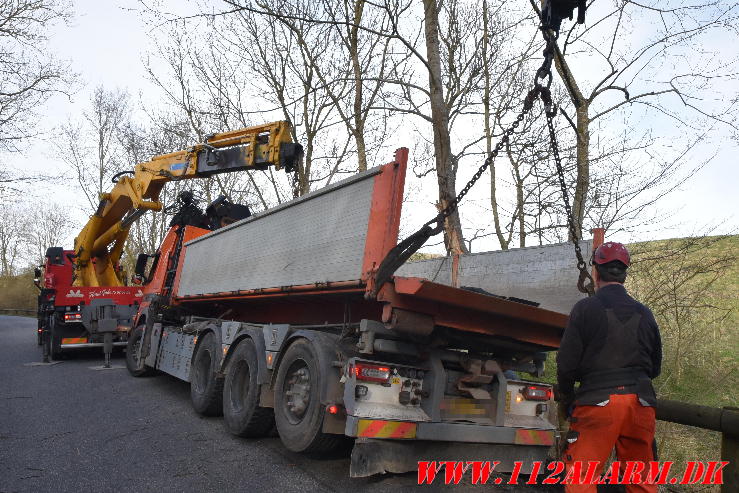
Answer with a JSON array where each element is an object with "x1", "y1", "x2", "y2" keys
[{"x1": 134, "y1": 253, "x2": 149, "y2": 277}]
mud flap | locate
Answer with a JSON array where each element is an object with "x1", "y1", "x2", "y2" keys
[{"x1": 349, "y1": 438, "x2": 551, "y2": 477}]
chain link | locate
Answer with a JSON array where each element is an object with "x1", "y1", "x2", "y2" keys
[
  {"x1": 542, "y1": 92, "x2": 595, "y2": 296},
  {"x1": 538, "y1": 27, "x2": 595, "y2": 296},
  {"x1": 429, "y1": 87, "x2": 541, "y2": 230}
]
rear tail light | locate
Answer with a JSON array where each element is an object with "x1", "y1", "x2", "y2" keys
[
  {"x1": 354, "y1": 362, "x2": 391, "y2": 383},
  {"x1": 64, "y1": 312, "x2": 82, "y2": 322},
  {"x1": 522, "y1": 385, "x2": 552, "y2": 401}
]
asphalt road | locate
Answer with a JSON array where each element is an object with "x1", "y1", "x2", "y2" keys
[{"x1": 0, "y1": 315, "x2": 556, "y2": 492}]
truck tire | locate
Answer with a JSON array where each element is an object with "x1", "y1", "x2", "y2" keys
[
  {"x1": 49, "y1": 316, "x2": 63, "y2": 360},
  {"x1": 274, "y1": 338, "x2": 344, "y2": 453},
  {"x1": 223, "y1": 338, "x2": 274, "y2": 437},
  {"x1": 126, "y1": 326, "x2": 155, "y2": 377},
  {"x1": 190, "y1": 331, "x2": 223, "y2": 416}
]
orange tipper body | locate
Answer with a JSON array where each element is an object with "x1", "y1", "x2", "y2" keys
[{"x1": 137, "y1": 148, "x2": 571, "y2": 352}]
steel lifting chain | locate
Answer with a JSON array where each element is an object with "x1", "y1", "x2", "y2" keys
[
  {"x1": 370, "y1": 88, "x2": 541, "y2": 296},
  {"x1": 539, "y1": 29, "x2": 595, "y2": 296},
  {"x1": 371, "y1": 20, "x2": 595, "y2": 297},
  {"x1": 433, "y1": 91, "x2": 540, "y2": 230}
]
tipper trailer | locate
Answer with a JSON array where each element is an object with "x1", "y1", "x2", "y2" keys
[{"x1": 127, "y1": 148, "x2": 592, "y2": 476}]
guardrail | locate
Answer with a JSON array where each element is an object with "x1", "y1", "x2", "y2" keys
[
  {"x1": 0, "y1": 308, "x2": 35, "y2": 316},
  {"x1": 656, "y1": 398, "x2": 738, "y2": 492}
]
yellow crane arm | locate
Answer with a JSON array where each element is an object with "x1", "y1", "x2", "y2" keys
[{"x1": 72, "y1": 120, "x2": 302, "y2": 287}]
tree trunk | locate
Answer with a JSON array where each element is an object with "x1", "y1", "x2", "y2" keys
[
  {"x1": 482, "y1": 0, "x2": 508, "y2": 251},
  {"x1": 553, "y1": 45, "x2": 588, "y2": 240},
  {"x1": 351, "y1": 1, "x2": 367, "y2": 172},
  {"x1": 516, "y1": 168, "x2": 525, "y2": 247},
  {"x1": 572, "y1": 104, "x2": 589, "y2": 240},
  {"x1": 423, "y1": 0, "x2": 467, "y2": 254}
]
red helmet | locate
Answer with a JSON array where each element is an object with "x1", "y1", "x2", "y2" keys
[{"x1": 593, "y1": 241, "x2": 630, "y2": 267}]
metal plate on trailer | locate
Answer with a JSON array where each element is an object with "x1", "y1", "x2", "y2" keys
[
  {"x1": 176, "y1": 168, "x2": 381, "y2": 298},
  {"x1": 396, "y1": 240, "x2": 592, "y2": 314},
  {"x1": 156, "y1": 329, "x2": 196, "y2": 381}
]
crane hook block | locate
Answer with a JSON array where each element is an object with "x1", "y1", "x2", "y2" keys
[{"x1": 541, "y1": 0, "x2": 586, "y2": 32}]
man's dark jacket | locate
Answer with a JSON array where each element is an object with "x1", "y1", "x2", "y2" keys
[{"x1": 557, "y1": 283, "x2": 662, "y2": 406}]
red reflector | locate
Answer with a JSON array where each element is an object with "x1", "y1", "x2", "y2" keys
[
  {"x1": 354, "y1": 362, "x2": 391, "y2": 383},
  {"x1": 522, "y1": 386, "x2": 551, "y2": 401}
]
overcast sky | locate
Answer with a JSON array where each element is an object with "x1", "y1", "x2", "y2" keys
[{"x1": 20, "y1": 0, "x2": 739, "y2": 253}]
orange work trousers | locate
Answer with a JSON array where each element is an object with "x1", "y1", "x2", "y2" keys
[{"x1": 563, "y1": 393, "x2": 656, "y2": 493}]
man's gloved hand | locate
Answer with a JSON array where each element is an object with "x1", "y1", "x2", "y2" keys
[
  {"x1": 553, "y1": 384, "x2": 575, "y2": 420},
  {"x1": 557, "y1": 395, "x2": 575, "y2": 420}
]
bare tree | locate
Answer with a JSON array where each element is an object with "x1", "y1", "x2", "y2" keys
[
  {"x1": 481, "y1": 1, "x2": 547, "y2": 250},
  {"x1": 533, "y1": 0, "x2": 739, "y2": 239},
  {"x1": 0, "y1": 204, "x2": 28, "y2": 275},
  {"x1": 142, "y1": 0, "x2": 737, "y2": 259},
  {"x1": 57, "y1": 86, "x2": 131, "y2": 210},
  {"x1": 186, "y1": 0, "x2": 485, "y2": 253},
  {"x1": 144, "y1": 19, "x2": 305, "y2": 202},
  {"x1": 377, "y1": 0, "x2": 540, "y2": 254},
  {"x1": 230, "y1": 8, "x2": 349, "y2": 195},
  {"x1": 422, "y1": 0, "x2": 467, "y2": 254},
  {"x1": 27, "y1": 203, "x2": 75, "y2": 265},
  {"x1": 0, "y1": 0, "x2": 73, "y2": 152},
  {"x1": 241, "y1": 0, "x2": 395, "y2": 174}
]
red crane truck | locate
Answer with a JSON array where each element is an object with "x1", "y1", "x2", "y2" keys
[{"x1": 34, "y1": 121, "x2": 301, "y2": 364}]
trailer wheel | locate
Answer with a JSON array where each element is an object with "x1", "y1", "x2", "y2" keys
[
  {"x1": 126, "y1": 326, "x2": 155, "y2": 377},
  {"x1": 190, "y1": 331, "x2": 223, "y2": 416},
  {"x1": 223, "y1": 338, "x2": 274, "y2": 437},
  {"x1": 274, "y1": 339, "x2": 344, "y2": 453}
]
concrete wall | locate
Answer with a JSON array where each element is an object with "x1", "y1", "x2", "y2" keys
[{"x1": 396, "y1": 240, "x2": 592, "y2": 314}]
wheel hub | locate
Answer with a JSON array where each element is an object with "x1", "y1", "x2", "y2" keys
[{"x1": 284, "y1": 363, "x2": 311, "y2": 422}]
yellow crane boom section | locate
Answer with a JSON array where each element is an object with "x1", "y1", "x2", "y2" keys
[{"x1": 72, "y1": 120, "x2": 301, "y2": 287}]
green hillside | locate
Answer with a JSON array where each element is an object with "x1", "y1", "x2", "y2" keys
[
  {"x1": 629, "y1": 235, "x2": 737, "y2": 489},
  {"x1": 538, "y1": 234, "x2": 737, "y2": 490},
  {"x1": 628, "y1": 234, "x2": 738, "y2": 407}
]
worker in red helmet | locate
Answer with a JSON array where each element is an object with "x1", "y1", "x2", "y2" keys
[{"x1": 556, "y1": 241, "x2": 662, "y2": 492}]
